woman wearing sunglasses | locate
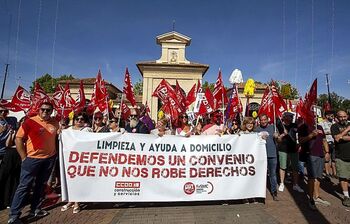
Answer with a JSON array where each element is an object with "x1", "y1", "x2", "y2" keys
[
  {"x1": 175, "y1": 114, "x2": 192, "y2": 137},
  {"x1": 61, "y1": 112, "x2": 92, "y2": 214},
  {"x1": 109, "y1": 118, "x2": 125, "y2": 133},
  {"x1": 93, "y1": 111, "x2": 110, "y2": 133}
]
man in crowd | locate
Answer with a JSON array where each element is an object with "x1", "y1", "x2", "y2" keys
[
  {"x1": 8, "y1": 102, "x2": 59, "y2": 224},
  {"x1": 0, "y1": 106, "x2": 12, "y2": 164},
  {"x1": 320, "y1": 110, "x2": 336, "y2": 178},
  {"x1": 331, "y1": 110, "x2": 350, "y2": 207},
  {"x1": 139, "y1": 104, "x2": 155, "y2": 133},
  {"x1": 125, "y1": 108, "x2": 149, "y2": 134},
  {"x1": 299, "y1": 120, "x2": 331, "y2": 210},
  {"x1": 202, "y1": 111, "x2": 224, "y2": 135},
  {"x1": 276, "y1": 112, "x2": 304, "y2": 193},
  {"x1": 256, "y1": 114, "x2": 279, "y2": 201},
  {"x1": 0, "y1": 106, "x2": 17, "y2": 209}
]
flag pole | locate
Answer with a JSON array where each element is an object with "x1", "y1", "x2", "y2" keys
[
  {"x1": 222, "y1": 92, "x2": 225, "y2": 125},
  {"x1": 117, "y1": 93, "x2": 124, "y2": 127},
  {"x1": 224, "y1": 83, "x2": 235, "y2": 125},
  {"x1": 273, "y1": 103, "x2": 277, "y2": 132}
]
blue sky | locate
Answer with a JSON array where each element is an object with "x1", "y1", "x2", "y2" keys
[{"x1": 0, "y1": 0, "x2": 349, "y2": 99}]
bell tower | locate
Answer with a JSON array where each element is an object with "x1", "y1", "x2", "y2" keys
[{"x1": 137, "y1": 31, "x2": 209, "y2": 121}]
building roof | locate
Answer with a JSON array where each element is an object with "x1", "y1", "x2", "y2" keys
[
  {"x1": 136, "y1": 61, "x2": 209, "y2": 77},
  {"x1": 156, "y1": 31, "x2": 191, "y2": 46}
]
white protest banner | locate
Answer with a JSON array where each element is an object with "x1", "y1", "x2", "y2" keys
[{"x1": 60, "y1": 130, "x2": 267, "y2": 202}]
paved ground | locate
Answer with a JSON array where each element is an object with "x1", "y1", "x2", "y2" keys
[{"x1": 1, "y1": 175, "x2": 350, "y2": 224}]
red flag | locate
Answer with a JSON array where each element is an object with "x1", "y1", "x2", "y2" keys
[
  {"x1": 123, "y1": 68, "x2": 136, "y2": 107},
  {"x1": 74, "y1": 80, "x2": 86, "y2": 114},
  {"x1": 197, "y1": 79, "x2": 202, "y2": 93},
  {"x1": 161, "y1": 100, "x2": 180, "y2": 123},
  {"x1": 152, "y1": 79, "x2": 182, "y2": 120},
  {"x1": 258, "y1": 82, "x2": 287, "y2": 123},
  {"x1": 11, "y1": 85, "x2": 31, "y2": 111},
  {"x1": 295, "y1": 98, "x2": 304, "y2": 118},
  {"x1": 0, "y1": 99, "x2": 22, "y2": 112},
  {"x1": 198, "y1": 88, "x2": 215, "y2": 115},
  {"x1": 186, "y1": 83, "x2": 196, "y2": 107},
  {"x1": 258, "y1": 87, "x2": 274, "y2": 121},
  {"x1": 89, "y1": 70, "x2": 109, "y2": 113},
  {"x1": 213, "y1": 70, "x2": 228, "y2": 110},
  {"x1": 58, "y1": 82, "x2": 76, "y2": 117},
  {"x1": 175, "y1": 80, "x2": 186, "y2": 112},
  {"x1": 302, "y1": 79, "x2": 318, "y2": 126},
  {"x1": 305, "y1": 79, "x2": 317, "y2": 108},
  {"x1": 270, "y1": 83, "x2": 287, "y2": 117},
  {"x1": 226, "y1": 85, "x2": 243, "y2": 119},
  {"x1": 28, "y1": 83, "x2": 51, "y2": 116},
  {"x1": 120, "y1": 101, "x2": 131, "y2": 120},
  {"x1": 52, "y1": 84, "x2": 64, "y2": 110}
]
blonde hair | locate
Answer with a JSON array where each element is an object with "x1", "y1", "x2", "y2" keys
[{"x1": 241, "y1": 117, "x2": 255, "y2": 131}]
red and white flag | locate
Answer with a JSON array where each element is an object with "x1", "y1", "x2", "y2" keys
[
  {"x1": 213, "y1": 69, "x2": 228, "y2": 110},
  {"x1": 28, "y1": 83, "x2": 51, "y2": 116},
  {"x1": 120, "y1": 101, "x2": 131, "y2": 120},
  {"x1": 225, "y1": 85, "x2": 243, "y2": 119},
  {"x1": 152, "y1": 79, "x2": 182, "y2": 120},
  {"x1": 11, "y1": 85, "x2": 31, "y2": 111},
  {"x1": 89, "y1": 70, "x2": 109, "y2": 113},
  {"x1": 258, "y1": 82, "x2": 287, "y2": 123},
  {"x1": 58, "y1": 82, "x2": 76, "y2": 117},
  {"x1": 0, "y1": 99, "x2": 22, "y2": 112},
  {"x1": 74, "y1": 80, "x2": 86, "y2": 114},
  {"x1": 197, "y1": 88, "x2": 215, "y2": 115},
  {"x1": 123, "y1": 68, "x2": 136, "y2": 107},
  {"x1": 52, "y1": 84, "x2": 64, "y2": 110},
  {"x1": 175, "y1": 80, "x2": 186, "y2": 112}
]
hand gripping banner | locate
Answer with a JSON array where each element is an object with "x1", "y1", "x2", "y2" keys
[{"x1": 60, "y1": 130, "x2": 267, "y2": 202}]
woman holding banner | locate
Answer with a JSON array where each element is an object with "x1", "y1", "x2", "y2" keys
[{"x1": 61, "y1": 113, "x2": 92, "y2": 214}]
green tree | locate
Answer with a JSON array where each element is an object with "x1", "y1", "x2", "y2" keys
[
  {"x1": 133, "y1": 79, "x2": 143, "y2": 96},
  {"x1": 202, "y1": 81, "x2": 215, "y2": 92},
  {"x1": 30, "y1": 74, "x2": 75, "y2": 93},
  {"x1": 317, "y1": 92, "x2": 350, "y2": 113},
  {"x1": 267, "y1": 81, "x2": 299, "y2": 100}
]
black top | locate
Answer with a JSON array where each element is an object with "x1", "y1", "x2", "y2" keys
[
  {"x1": 331, "y1": 122, "x2": 350, "y2": 161},
  {"x1": 276, "y1": 119, "x2": 297, "y2": 153},
  {"x1": 125, "y1": 121, "x2": 150, "y2": 134}
]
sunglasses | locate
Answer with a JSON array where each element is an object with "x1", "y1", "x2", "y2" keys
[
  {"x1": 75, "y1": 117, "x2": 84, "y2": 121},
  {"x1": 109, "y1": 120, "x2": 116, "y2": 123},
  {"x1": 95, "y1": 117, "x2": 103, "y2": 120},
  {"x1": 0, "y1": 110, "x2": 9, "y2": 113},
  {"x1": 40, "y1": 108, "x2": 52, "y2": 112},
  {"x1": 130, "y1": 115, "x2": 138, "y2": 118},
  {"x1": 180, "y1": 116, "x2": 188, "y2": 119}
]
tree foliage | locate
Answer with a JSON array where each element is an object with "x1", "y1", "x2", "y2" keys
[
  {"x1": 267, "y1": 81, "x2": 299, "y2": 100},
  {"x1": 30, "y1": 74, "x2": 75, "y2": 93},
  {"x1": 202, "y1": 81, "x2": 215, "y2": 92},
  {"x1": 133, "y1": 79, "x2": 143, "y2": 96},
  {"x1": 317, "y1": 92, "x2": 350, "y2": 113}
]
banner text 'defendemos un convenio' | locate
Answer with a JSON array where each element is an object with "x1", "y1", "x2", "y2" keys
[{"x1": 60, "y1": 130, "x2": 267, "y2": 202}]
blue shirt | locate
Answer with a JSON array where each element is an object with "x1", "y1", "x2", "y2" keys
[{"x1": 256, "y1": 124, "x2": 277, "y2": 158}]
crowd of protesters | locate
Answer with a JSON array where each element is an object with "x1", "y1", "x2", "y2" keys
[{"x1": 0, "y1": 100, "x2": 349, "y2": 223}]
